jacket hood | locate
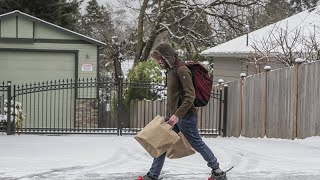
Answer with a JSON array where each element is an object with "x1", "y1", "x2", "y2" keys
[{"x1": 151, "y1": 42, "x2": 177, "y2": 68}]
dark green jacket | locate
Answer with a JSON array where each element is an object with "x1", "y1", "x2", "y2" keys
[{"x1": 152, "y1": 43, "x2": 196, "y2": 119}]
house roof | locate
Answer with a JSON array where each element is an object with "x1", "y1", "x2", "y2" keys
[
  {"x1": 201, "y1": 6, "x2": 320, "y2": 57},
  {"x1": 0, "y1": 10, "x2": 106, "y2": 47}
]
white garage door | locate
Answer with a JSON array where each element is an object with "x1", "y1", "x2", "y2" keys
[{"x1": 0, "y1": 51, "x2": 75, "y2": 85}]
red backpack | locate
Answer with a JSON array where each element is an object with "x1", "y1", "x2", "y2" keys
[{"x1": 175, "y1": 61, "x2": 213, "y2": 107}]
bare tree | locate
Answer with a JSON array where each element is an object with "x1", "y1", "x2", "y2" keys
[
  {"x1": 290, "y1": 0, "x2": 320, "y2": 12},
  {"x1": 82, "y1": 1, "x2": 138, "y2": 79},
  {"x1": 246, "y1": 22, "x2": 320, "y2": 74},
  {"x1": 122, "y1": 0, "x2": 259, "y2": 64}
]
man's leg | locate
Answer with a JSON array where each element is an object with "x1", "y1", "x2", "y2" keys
[
  {"x1": 148, "y1": 124, "x2": 179, "y2": 177},
  {"x1": 177, "y1": 114, "x2": 220, "y2": 169},
  {"x1": 149, "y1": 152, "x2": 166, "y2": 177}
]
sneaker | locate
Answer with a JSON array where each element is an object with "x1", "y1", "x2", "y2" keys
[
  {"x1": 137, "y1": 172, "x2": 159, "y2": 180},
  {"x1": 209, "y1": 168, "x2": 227, "y2": 180}
]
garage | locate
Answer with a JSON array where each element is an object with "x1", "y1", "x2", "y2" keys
[
  {"x1": 0, "y1": 50, "x2": 76, "y2": 84},
  {"x1": 0, "y1": 10, "x2": 107, "y2": 134},
  {"x1": 0, "y1": 10, "x2": 106, "y2": 83}
]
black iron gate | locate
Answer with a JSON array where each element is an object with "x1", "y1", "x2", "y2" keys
[
  {"x1": 1, "y1": 78, "x2": 228, "y2": 136},
  {"x1": 0, "y1": 81, "x2": 13, "y2": 134}
]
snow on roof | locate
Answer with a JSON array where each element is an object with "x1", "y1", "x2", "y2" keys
[{"x1": 201, "y1": 6, "x2": 320, "y2": 57}]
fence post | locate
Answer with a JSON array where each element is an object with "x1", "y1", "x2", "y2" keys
[
  {"x1": 117, "y1": 76, "x2": 124, "y2": 136},
  {"x1": 240, "y1": 73, "x2": 246, "y2": 135},
  {"x1": 264, "y1": 66, "x2": 271, "y2": 137},
  {"x1": 293, "y1": 58, "x2": 304, "y2": 139},
  {"x1": 223, "y1": 84, "x2": 229, "y2": 137},
  {"x1": 6, "y1": 81, "x2": 12, "y2": 135},
  {"x1": 12, "y1": 85, "x2": 16, "y2": 135},
  {"x1": 218, "y1": 79, "x2": 224, "y2": 135}
]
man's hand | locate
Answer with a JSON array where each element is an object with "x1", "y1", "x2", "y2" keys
[{"x1": 167, "y1": 115, "x2": 179, "y2": 126}]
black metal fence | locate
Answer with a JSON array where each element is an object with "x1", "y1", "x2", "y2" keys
[
  {"x1": 1, "y1": 78, "x2": 228, "y2": 136},
  {"x1": 0, "y1": 81, "x2": 12, "y2": 134},
  {"x1": 10, "y1": 78, "x2": 119, "y2": 134}
]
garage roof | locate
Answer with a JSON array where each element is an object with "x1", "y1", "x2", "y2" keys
[
  {"x1": 201, "y1": 6, "x2": 320, "y2": 57},
  {"x1": 0, "y1": 10, "x2": 106, "y2": 47}
]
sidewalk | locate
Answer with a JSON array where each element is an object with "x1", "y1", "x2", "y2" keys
[{"x1": 0, "y1": 135, "x2": 319, "y2": 180}]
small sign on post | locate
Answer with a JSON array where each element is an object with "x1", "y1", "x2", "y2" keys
[{"x1": 81, "y1": 64, "x2": 93, "y2": 72}]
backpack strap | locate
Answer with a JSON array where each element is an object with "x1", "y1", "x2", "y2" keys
[
  {"x1": 173, "y1": 61, "x2": 187, "y2": 106},
  {"x1": 173, "y1": 61, "x2": 186, "y2": 85},
  {"x1": 165, "y1": 60, "x2": 183, "y2": 88},
  {"x1": 174, "y1": 60, "x2": 186, "y2": 71}
]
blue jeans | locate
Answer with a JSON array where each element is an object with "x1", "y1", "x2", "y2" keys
[{"x1": 148, "y1": 114, "x2": 220, "y2": 177}]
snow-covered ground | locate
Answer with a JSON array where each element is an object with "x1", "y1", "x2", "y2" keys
[{"x1": 0, "y1": 135, "x2": 320, "y2": 180}]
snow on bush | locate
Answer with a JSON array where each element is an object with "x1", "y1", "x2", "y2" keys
[{"x1": 1, "y1": 100, "x2": 25, "y2": 130}]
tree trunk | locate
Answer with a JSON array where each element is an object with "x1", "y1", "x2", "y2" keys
[
  {"x1": 113, "y1": 58, "x2": 122, "y2": 80},
  {"x1": 138, "y1": 0, "x2": 171, "y2": 62},
  {"x1": 140, "y1": 30, "x2": 160, "y2": 62},
  {"x1": 111, "y1": 44, "x2": 123, "y2": 80},
  {"x1": 185, "y1": 41, "x2": 192, "y2": 60},
  {"x1": 134, "y1": 0, "x2": 149, "y2": 65}
]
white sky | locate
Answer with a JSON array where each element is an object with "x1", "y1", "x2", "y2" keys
[
  {"x1": 81, "y1": 0, "x2": 138, "y2": 14},
  {"x1": 81, "y1": 0, "x2": 124, "y2": 10},
  {"x1": 1, "y1": 134, "x2": 320, "y2": 180},
  {"x1": 81, "y1": 0, "x2": 138, "y2": 25}
]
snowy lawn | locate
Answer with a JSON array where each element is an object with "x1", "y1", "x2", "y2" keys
[{"x1": 0, "y1": 134, "x2": 320, "y2": 180}]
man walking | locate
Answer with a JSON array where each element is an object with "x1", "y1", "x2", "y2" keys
[{"x1": 138, "y1": 42, "x2": 227, "y2": 180}]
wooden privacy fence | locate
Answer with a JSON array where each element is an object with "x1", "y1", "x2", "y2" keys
[
  {"x1": 226, "y1": 60, "x2": 320, "y2": 139},
  {"x1": 121, "y1": 85, "x2": 225, "y2": 136}
]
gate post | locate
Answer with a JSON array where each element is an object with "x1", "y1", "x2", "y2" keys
[
  {"x1": 218, "y1": 79, "x2": 224, "y2": 135},
  {"x1": 223, "y1": 84, "x2": 228, "y2": 137},
  {"x1": 12, "y1": 85, "x2": 16, "y2": 135},
  {"x1": 117, "y1": 76, "x2": 124, "y2": 136},
  {"x1": 6, "y1": 81, "x2": 12, "y2": 135}
]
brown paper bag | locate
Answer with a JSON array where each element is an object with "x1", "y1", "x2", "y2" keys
[
  {"x1": 166, "y1": 132, "x2": 196, "y2": 159},
  {"x1": 134, "y1": 115, "x2": 179, "y2": 158}
]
